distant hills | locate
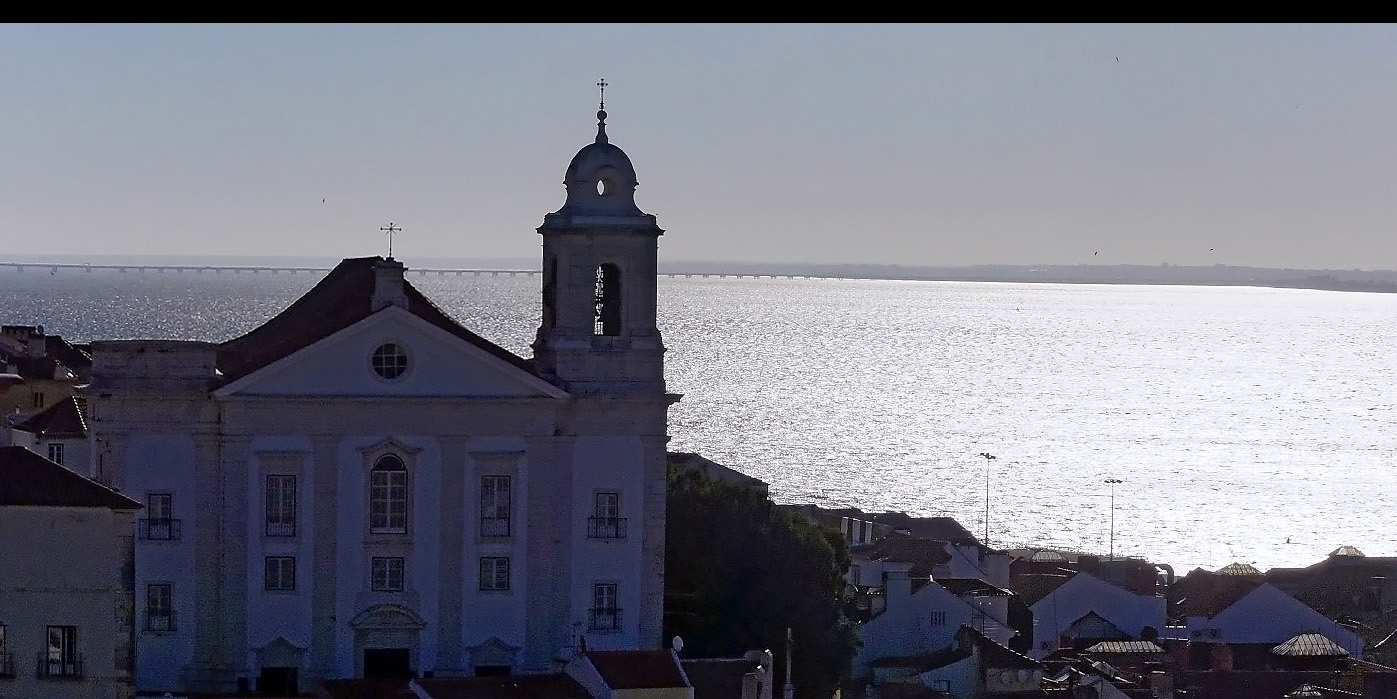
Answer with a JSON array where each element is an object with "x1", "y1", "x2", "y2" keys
[{"x1": 6, "y1": 254, "x2": 1397, "y2": 293}]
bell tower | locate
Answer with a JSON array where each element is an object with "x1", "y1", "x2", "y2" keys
[{"x1": 533, "y1": 91, "x2": 666, "y2": 397}]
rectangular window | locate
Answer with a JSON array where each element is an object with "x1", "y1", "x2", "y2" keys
[
  {"x1": 32, "y1": 392, "x2": 45, "y2": 409},
  {"x1": 264, "y1": 556, "x2": 296, "y2": 591},
  {"x1": 587, "y1": 492, "x2": 626, "y2": 539},
  {"x1": 590, "y1": 583, "x2": 620, "y2": 631},
  {"x1": 0, "y1": 624, "x2": 11, "y2": 677},
  {"x1": 265, "y1": 475, "x2": 297, "y2": 537},
  {"x1": 371, "y1": 557, "x2": 405, "y2": 592},
  {"x1": 146, "y1": 584, "x2": 174, "y2": 632},
  {"x1": 480, "y1": 475, "x2": 511, "y2": 537},
  {"x1": 46, "y1": 442, "x2": 64, "y2": 465},
  {"x1": 479, "y1": 557, "x2": 510, "y2": 591},
  {"x1": 141, "y1": 493, "x2": 180, "y2": 540},
  {"x1": 43, "y1": 625, "x2": 80, "y2": 677},
  {"x1": 369, "y1": 466, "x2": 408, "y2": 534}
]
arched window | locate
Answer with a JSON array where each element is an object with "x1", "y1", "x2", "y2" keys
[
  {"x1": 593, "y1": 264, "x2": 621, "y2": 336},
  {"x1": 369, "y1": 455, "x2": 408, "y2": 534}
]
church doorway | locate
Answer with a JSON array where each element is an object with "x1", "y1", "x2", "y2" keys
[
  {"x1": 363, "y1": 648, "x2": 413, "y2": 679},
  {"x1": 257, "y1": 666, "x2": 298, "y2": 694}
]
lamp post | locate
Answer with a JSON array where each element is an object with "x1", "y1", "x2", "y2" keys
[
  {"x1": 978, "y1": 452, "x2": 997, "y2": 547},
  {"x1": 1105, "y1": 478, "x2": 1123, "y2": 561}
]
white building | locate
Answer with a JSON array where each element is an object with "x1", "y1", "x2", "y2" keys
[
  {"x1": 87, "y1": 106, "x2": 676, "y2": 694},
  {"x1": 0, "y1": 445, "x2": 141, "y2": 699},
  {"x1": 1025, "y1": 571, "x2": 1166, "y2": 659}
]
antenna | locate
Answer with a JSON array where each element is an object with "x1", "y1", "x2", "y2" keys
[{"x1": 783, "y1": 627, "x2": 794, "y2": 699}]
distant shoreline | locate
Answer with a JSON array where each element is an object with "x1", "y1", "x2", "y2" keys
[{"x1": 4, "y1": 255, "x2": 1396, "y2": 294}]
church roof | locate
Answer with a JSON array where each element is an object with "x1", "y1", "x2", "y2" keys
[
  {"x1": 0, "y1": 445, "x2": 140, "y2": 510},
  {"x1": 216, "y1": 256, "x2": 537, "y2": 386}
]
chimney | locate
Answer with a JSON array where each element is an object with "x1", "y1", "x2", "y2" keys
[
  {"x1": 883, "y1": 561, "x2": 915, "y2": 612},
  {"x1": 27, "y1": 326, "x2": 45, "y2": 358},
  {"x1": 372, "y1": 258, "x2": 408, "y2": 311}
]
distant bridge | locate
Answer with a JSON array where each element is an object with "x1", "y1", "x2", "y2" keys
[{"x1": 0, "y1": 262, "x2": 831, "y2": 280}]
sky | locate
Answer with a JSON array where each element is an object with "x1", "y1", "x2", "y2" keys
[{"x1": 3, "y1": 23, "x2": 1396, "y2": 270}]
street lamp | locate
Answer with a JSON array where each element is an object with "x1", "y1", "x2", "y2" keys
[
  {"x1": 1105, "y1": 478, "x2": 1123, "y2": 561},
  {"x1": 978, "y1": 453, "x2": 997, "y2": 547}
]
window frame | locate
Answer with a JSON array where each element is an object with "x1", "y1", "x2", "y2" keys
[
  {"x1": 480, "y1": 474, "x2": 511, "y2": 538},
  {"x1": 370, "y1": 342, "x2": 410, "y2": 381},
  {"x1": 265, "y1": 474, "x2": 298, "y2": 537},
  {"x1": 146, "y1": 583, "x2": 174, "y2": 633},
  {"x1": 590, "y1": 582, "x2": 621, "y2": 631},
  {"x1": 264, "y1": 556, "x2": 297, "y2": 592},
  {"x1": 371, "y1": 556, "x2": 405, "y2": 592},
  {"x1": 479, "y1": 556, "x2": 510, "y2": 592},
  {"x1": 46, "y1": 442, "x2": 64, "y2": 465},
  {"x1": 369, "y1": 455, "x2": 409, "y2": 535},
  {"x1": 43, "y1": 625, "x2": 79, "y2": 677}
]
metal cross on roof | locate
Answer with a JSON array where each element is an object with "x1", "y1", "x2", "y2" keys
[
  {"x1": 597, "y1": 77, "x2": 608, "y2": 109},
  {"x1": 380, "y1": 222, "x2": 401, "y2": 259}
]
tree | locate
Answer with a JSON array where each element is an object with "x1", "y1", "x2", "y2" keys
[{"x1": 664, "y1": 466, "x2": 860, "y2": 699}]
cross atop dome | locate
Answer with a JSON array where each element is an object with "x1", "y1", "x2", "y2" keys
[{"x1": 596, "y1": 77, "x2": 609, "y2": 144}]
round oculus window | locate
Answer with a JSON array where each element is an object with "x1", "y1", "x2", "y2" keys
[{"x1": 371, "y1": 342, "x2": 409, "y2": 380}]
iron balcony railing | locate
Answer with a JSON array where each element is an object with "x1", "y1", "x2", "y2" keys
[
  {"x1": 265, "y1": 520, "x2": 297, "y2": 537},
  {"x1": 0, "y1": 652, "x2": 14, "y2": 677},
  {"x1": 480, "y1": 516, "x2": 510, "y2": 538},
  {"x1": 587, "y1": 516, "x2": 628, "y2": 539},
  {"x1": 588, "y1": 607, "x2": 622, "y2": 632},
  {"x1": 36, "y1": 653, "x2": 83, "y2": 679},
  {"x1": 145, "y1": 610, "x2": 177, "y2": 633},
  {"x1": 139, "y1": 518, "x2": 182, "y2": 541}
]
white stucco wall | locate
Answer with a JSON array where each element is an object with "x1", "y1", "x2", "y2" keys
[
  {"x1": 1195, "y1": 583, "x2": 1363, "y2": 656},
  {"x1": 0, "y1": 506, "x2": 135, "y2": 699},
  {"x1": 1029, "y1": 572, "x2": 1166, "y2": 659}
]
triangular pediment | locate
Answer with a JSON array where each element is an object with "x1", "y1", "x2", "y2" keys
[
  {"x1": 214, "y1": 307, "x2": 566, "y2": 399},
  {"x1": 469, "y1": 636, "x2": 520, "y2": 667}
]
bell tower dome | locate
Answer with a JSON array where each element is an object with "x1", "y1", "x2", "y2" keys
[{"x1": 532, "y1": 97, "x2": 666, "y2": 397}]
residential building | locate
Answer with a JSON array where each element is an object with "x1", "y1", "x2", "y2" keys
[
  {"x1": 0, "y1": 324, "x2": 89, "y2": 418},
  {"x1": 88, "y1": 106, "x2": 675, "y2": 694},
  {"x1": 0, "y1": 445, "x2": 142, "y2": 699},
  {"x1": 1018, "y1": 570, "x2": 1166, "y2": 659},
  {"x1": 7, "y1": 394, "x2": 89, "y2": 471}
]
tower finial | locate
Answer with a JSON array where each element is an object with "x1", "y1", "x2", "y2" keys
[{"x1": 596, "y1": 77, "x2": 609, "y2": 144}]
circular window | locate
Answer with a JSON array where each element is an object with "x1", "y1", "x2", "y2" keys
[{"x1": 371, "y1": 342, "x2": 409, "y2": 380}]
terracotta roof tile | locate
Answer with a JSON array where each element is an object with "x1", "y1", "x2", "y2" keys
[
  {"x1": 586, "y1": 650, "x2": 688, "y2": 689},
  {"x1": 854, "y1": 534, "x2": 953, "y2": 578},
  {"x1": 12, "y1": 395, "x2": 87, "y2": 438},
  {"x1": 0, "y1": 445, "x2": 139, "y2": 509}
]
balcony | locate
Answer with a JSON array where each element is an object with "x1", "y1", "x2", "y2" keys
[
  {"x1": 0, "y1": 652, "x2": 14, "y2": 677},
  {"x1": 480, "y1": 517, "x2": 510, "y2": 538},
  {"x1": 145, "y1": 611, "x2": 177, "y2": 633},
  {"x1": 36, "y1": 653, "x2": 83, "y2": 679},
  {"x1": 265, "y1": 520, "x2": 297, "y2": 537},
  {"x1": 588, "y1": 607, "x2": 622, "y2": 632},
  {"x1": 139, "y1": 518, "x2": 182, "y2": 541},
  {"x1": 587, "y1": 516, "x2": 628, "y2": 539}
]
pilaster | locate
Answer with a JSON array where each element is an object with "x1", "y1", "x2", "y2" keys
[
  {"x1": 307, "y1": 434, "x2": 341, "y2": 686},
  {"x1": 436, "y1": 435, "x2": 470, "y2": 673}
]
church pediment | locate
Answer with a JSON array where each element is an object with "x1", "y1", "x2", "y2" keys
[
  {"x1": 214, "y1": 307, "x2": 567, "y2": 399},
  {"x1": 255, "y1": 636, "x2": 307, "y2": 667},
  {"x1": 468, "y1": 636, "x2": 520, "y2": 668},
  {"x1": 350, "y1": 603, "x2": 426, "y2": 630}
]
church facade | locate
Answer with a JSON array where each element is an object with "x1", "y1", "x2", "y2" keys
[{"x1": 86, "y1": 108, "x2": 675, "y2": 694}]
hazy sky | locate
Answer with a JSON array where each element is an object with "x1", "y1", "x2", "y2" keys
[{"x1": 4, "y1": 23, "x2": 1396, "y2": 270}]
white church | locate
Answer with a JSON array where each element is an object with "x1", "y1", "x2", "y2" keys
[{"x1": 86, "y1": 105, "x2": 676, "y2": 695}]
